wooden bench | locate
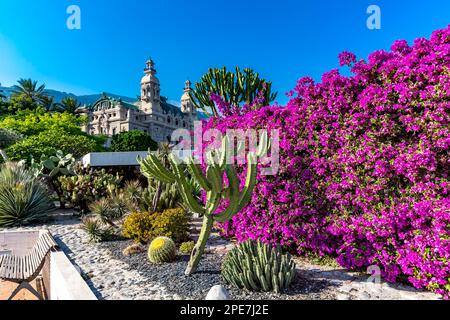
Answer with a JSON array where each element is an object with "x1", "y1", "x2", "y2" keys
[{"x1": 0, "y1": 230, "x2": 58, "y2": 300}]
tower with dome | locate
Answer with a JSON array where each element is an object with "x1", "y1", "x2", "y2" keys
[{"x1": 80, "y1": 59, "x2": 198, "y2": 142}]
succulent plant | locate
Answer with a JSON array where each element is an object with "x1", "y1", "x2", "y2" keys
[
  {"x1": 0, "y1": 162, "x2": 53, "y2": 227},
  {"x1": 58, "y1": 168, "x2": 122, "y2": 214},
  {"x1": 139, "y1": 133, "x2": 268, "y2": 275},
  {"x1": 148, "y1": 236, "x2": 177, "y2": 263},
  {"x1": 140, "y1": 180, "x2": 181, "y2": 212},
  {"x1": 179, "y1": 241, "x2": 195, "y2": 254},
  {"x1": 222, "y1": 240, "x2": 296, "y2": 293},
  {"x1": 190, "y1": 67, "x2": 277, "y2": 117},
  {"x1": 81, "y1": 216, "x2": 114, "y2": 243},
  {"x1": 122, "y1": 243, "x2": 146, "y2": 257},
  {"x1": 31, "y1": 150, "x2": 75, "y2": 178}
]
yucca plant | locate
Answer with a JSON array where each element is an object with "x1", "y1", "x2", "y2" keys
[{"x1": 0, "y1": 162, "x2": 54, "y2": 227}]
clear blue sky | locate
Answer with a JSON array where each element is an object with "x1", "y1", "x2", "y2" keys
[{"x1": 0, "y1": 0, "x2": 449, "y2": 105}]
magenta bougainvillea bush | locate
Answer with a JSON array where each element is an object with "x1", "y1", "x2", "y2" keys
[{"x1": 202, "y1": 25, "x2": 450, "y2": 296}]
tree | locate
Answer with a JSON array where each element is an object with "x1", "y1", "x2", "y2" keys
[
  {"x1": 41, "y1": 95, "x2": 56, "y2": 112},
  {"x1": 190, "y1": 67, "x2": 277, "y2": 117},
  {"x1": 11, "y1": 78, "x2": 49, "y2": 110},
  {"x1": 110, "y1": 130, "x2": 158, "y2": 152},
  {"x1": 54, "y1": 96, "x2": 82, "y2": 114},
  {"x1": 6, "y1": 130, "x2": 98, "y2": 162},
  {"x1": 0, "y1": 109, "x2": 88, "y2": 137}
]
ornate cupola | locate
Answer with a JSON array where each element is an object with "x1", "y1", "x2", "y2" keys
[
  {"x1": 140, "y1": 58, "x2": 161, "y2": 113},
  {"x1": 181, "y1": 80, "x2": 196, "y2": 115}
]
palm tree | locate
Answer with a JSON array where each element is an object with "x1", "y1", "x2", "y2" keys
[
  {"x1": 11, "y1": 78, "x2": 49, "y2": 106},
  {"x1": 41, "y1": 96, "x2": 56, "y2": 112},
  {"x1": 54, "y1": 96, "x2": 82, "y2": 114}
]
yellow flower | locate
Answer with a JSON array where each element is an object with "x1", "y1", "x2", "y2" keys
[{"x1": 151, "y1": 238, "x2": 165, "y2": 250}]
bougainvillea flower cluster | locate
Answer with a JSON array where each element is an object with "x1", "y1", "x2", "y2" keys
[{"x1": 201, "y1": 25, "x2": 450, "y2": 297}]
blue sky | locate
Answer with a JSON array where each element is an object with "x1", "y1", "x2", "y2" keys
[{"x1": 0, "y1": 0, "x2": 449, "y2": 105}]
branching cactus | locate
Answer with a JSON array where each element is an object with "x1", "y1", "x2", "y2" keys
[{"x1": 139, "y1": 133, "x2": 269, "y2": 275}]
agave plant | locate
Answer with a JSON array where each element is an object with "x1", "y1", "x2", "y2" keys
[
  {"x1": 0, "y1": 162, "x2": 54, "y2": 227},
  {"x1": 81, "y1": 216, "x2": 113, "y2": 243}
]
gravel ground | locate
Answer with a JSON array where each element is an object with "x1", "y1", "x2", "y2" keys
[
  {"x1": 1, "y1": 211, "x2": 441, "y2": 300},
  {"x1": 103, "y1": 239, "x2": 336, "y2": 300}
]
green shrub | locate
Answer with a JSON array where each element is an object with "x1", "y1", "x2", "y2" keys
[
  {"x1": 6, "y1": 130, "x2": 97, "y2": 162},
  {"x1": 0, "y1": 162, "x2": 53, "y2": 227},
  {"x1": 122, "y1": 211, "x2": 154, "y2": 244},
  {"x1": 179, "y1": 241, "x2": 195, "y2": 254},
  {"x1": 221, "y1": 240, "x2": 296, "y2": 293},
  {"x1": 122, "y1": 208, "x2": 191, "y2": 244},
  {"x1": 148, "y1": 237, "x2": 177, "y2": 263},
  {"x1": 110, "y1": 130, "x2": 158, "y2": 152}
]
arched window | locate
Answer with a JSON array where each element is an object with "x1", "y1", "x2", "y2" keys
[{"x1": 167, "y1": 116, "x2": 171, "y2": 124}]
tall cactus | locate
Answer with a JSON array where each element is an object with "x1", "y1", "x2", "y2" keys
[
  {"x1": 190, "y1": 67, "x2": 278, "y2": 117},
  {"x1": 139, "y1": 133, "x2": 268, "y2": 275}
]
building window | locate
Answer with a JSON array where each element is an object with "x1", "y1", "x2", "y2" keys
[
  {"x1": 136, "y1": 116, "x2": 139, "y2": 121},
  {"x1": 183, "y1": 121, "x2": 186, "y2": 128},
  {"x1": 175, "y1": 120, "x2": 179, "y2": 126},
  {"x1": 112, "y1": 128, "x2": 116, "y2": 135},
  {"x1": 167, "y1": 116, "x2": 171, "y2": 124}
]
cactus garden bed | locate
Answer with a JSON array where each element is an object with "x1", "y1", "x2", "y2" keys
[{"x1": 103, "y1": 239, "x2": 335, "y2": 300}]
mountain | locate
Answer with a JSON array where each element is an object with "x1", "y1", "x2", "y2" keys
[
  {"x1": 0, "y1": 86, "x2": 136, "y2": 105},
  {"x1": 0, "y1": 86, "x2": 209, "y2": 119}
]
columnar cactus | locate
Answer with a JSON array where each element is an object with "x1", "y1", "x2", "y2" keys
[
  {"x1": 222, "y1": 239, "x2": 296, "y2": 293},
  {"x1": 148, "y1": 236, "x2": 177, "y2": 263},
  {"x1": 139, "y1": 133, "x2": 268, "y2": 275}
]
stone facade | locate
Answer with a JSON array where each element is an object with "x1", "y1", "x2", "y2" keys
[{"x1": 81, "y1": 59, "x2": 197, "y2": 142}]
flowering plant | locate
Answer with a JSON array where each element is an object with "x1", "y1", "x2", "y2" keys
[{"x1": 201, "y1": 26, "x2": 450, "y2": 297}]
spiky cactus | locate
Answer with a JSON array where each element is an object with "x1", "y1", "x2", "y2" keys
[
  {"x1": 222, "y1": 240, "x2": 296, "y2": 293},
  {"x1": 138, "y1": 133, "x2": 268, "y2": 275},
  {"x1": 190, "y1": 67, "x2": 277, "y2": 117},
  {"x1": 148, "y1": 236, "x2": 177, "y2": 263}
]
